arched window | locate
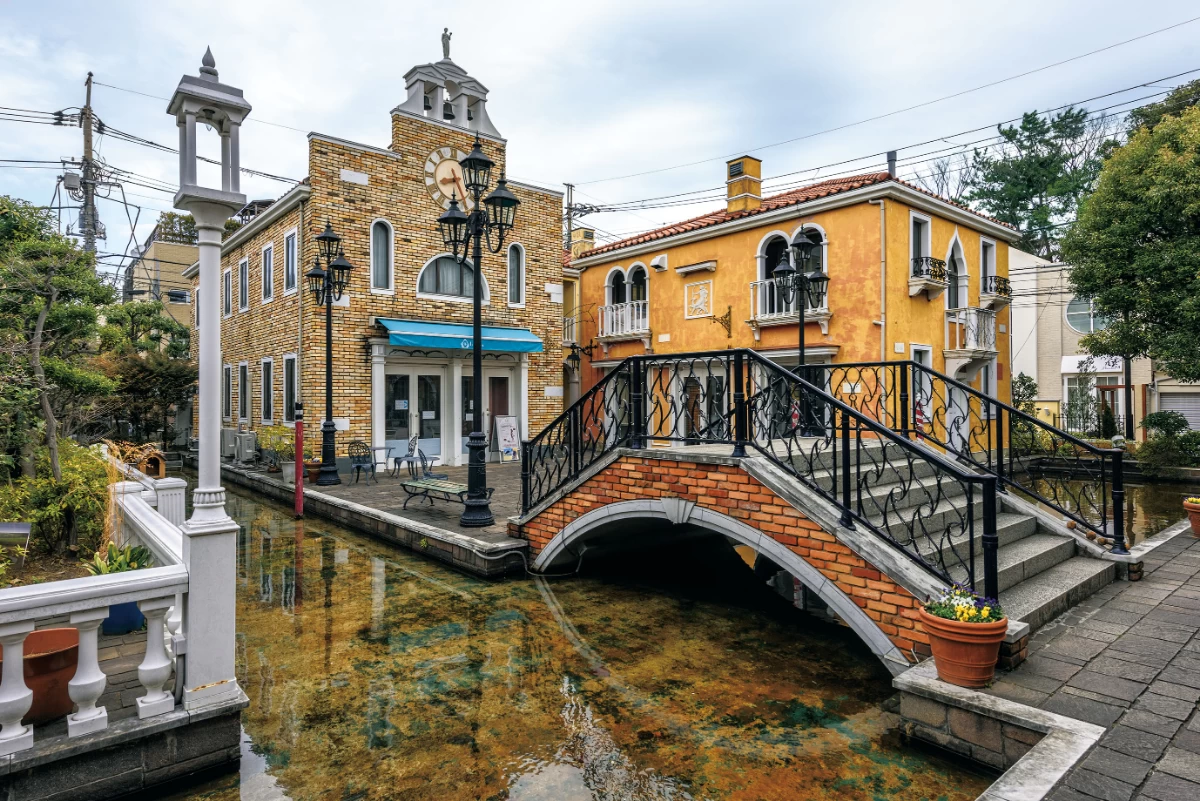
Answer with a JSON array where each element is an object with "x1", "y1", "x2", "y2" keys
[
  {"x1": 763, "y1": 236, "x2": 790, "y2": 278},
  {"x1": 798, "y1": 228, "x2": 824, "y2": 273},
  {"x1": 761, "y1": 235, "x2": 791, "y2": 315},
  {"x1": 371, "y1": 220, "x2": 392, "y2": 292},
  {"x1": 629, "y1": 265, "x2": 647, "y2": 303},
  {"x1": 607, "y1": 269, "x2": 627, "y2": 305},
  {"x1": 1066, "y1": 296, "x2": 1109, "y2": 334},
  {"x1": 507, "y1": 244, "x2": 524, "y2": 306},
  {"x1": 417, "y1": 255, "x2": 488, "y2": 302},
  {"x1": 945, "y1": 238, "x2": 966, "y2": 309}
]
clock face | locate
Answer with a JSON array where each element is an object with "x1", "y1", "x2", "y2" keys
[{"x1": 424, "y1": 147, "x2": 472, "y2": 210}]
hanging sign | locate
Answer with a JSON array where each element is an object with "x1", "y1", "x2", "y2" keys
[{"x1": 492, "y1": 415, "x2": 520, "y2": 462}]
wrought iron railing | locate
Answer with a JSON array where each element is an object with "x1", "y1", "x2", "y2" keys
[
  {"x1": 597, "y1": 300, "x2": 649, "y2": 338},
  {"x1": 522, "y1": 350, "x2": 1001, "y2": 596},
  {"x1": 823, "y1": 361, "x2": 1127, "y2": 552},
  {"x1": 982, "y1": 274, "x2": 1012, "y2": 298},
  {"x1": 945, "y1": 307, "x2": 997, "y2": 352},
  {"x1": 912, "y1": 256, "x2": 947, "y2": 281}
]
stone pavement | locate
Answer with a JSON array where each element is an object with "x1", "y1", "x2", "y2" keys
[{"x1": 982, "y1": 532, "x2": 1200, "y2": 801}]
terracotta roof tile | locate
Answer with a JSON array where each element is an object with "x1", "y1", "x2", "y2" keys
[{"x1": 577, "y1": 172, "x2": 1013, "y2": 262}]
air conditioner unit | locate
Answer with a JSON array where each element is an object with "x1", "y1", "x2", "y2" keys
[
  {"x1": 221, "y1": 428, "x2": 238, "y2": 458},
  {"x1": 235, "y1": 432, "x2": 258, "y2": 463}
]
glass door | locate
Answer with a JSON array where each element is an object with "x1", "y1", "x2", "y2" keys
[
  {"x1": 416, "y1": 374, "x2": 442, "y2": 459},
  {"x1": 385, "y1": 375, "x2": 411, "y2": 460},
  {"x1": 385, "y1": 369, "x2": 444, "y2": 463}
]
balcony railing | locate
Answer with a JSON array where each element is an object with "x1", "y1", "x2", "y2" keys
[
  {"x1": 945, "y1": 307, "x2": 997, "y2": 353},
  {"x1": 598, "y1": 300, "x2": 648, "y2": 338},
  {"x1": 912, "y1": 256, "x2": 947, "y2": 281},
  {"x1": 0, "y1": 465, "x2": 188, "y2": 755},
  {"x1": 562, "y1": 313, "x2": 578, "y2": 344},
  {"x1": 982, "y1": 274, "x2": 1012, "y2": 298},
  {"x1": 748, "y1": 279, "x2": 827, "y2": 323}
]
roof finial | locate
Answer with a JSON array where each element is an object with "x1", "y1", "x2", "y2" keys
[
  {"x1": 441, "y1": 28, "x2": 452, "y2": 60},
  {"x1": 200, "y1": 47, "x2": 218, "y2": 80}
]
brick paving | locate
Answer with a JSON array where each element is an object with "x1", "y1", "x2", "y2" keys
[
  {"x1": 315, "y1": 460, "x2": 523, "y2": 539},
  {"x1": 982, "y1": 533, "x2": 1200, "y2": 801}
]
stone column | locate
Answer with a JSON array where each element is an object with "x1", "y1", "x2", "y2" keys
[
  {"x1": 371, "y1": 344, "x2": 386, "y2": 452},
  {"x1": 449, "y1": 359, "x2": 464, "y2": 466}
]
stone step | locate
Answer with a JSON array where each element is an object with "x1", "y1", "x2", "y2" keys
[
  {"x1": 946, "y1": 532, "x2": 1078, "y2": 594},
  {"x1": 918, "y1": 512, "x2": 1039, "y2": 565},
  {"x1": 998, "y1": 557, "x2": 1116, "y2": 632},
  {"x1": 865, "y1": 490, "x2": 985, "y2": 543}
]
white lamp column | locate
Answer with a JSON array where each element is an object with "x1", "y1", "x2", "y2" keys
[{"x1": 169, "y1": 47, "x2": 251, "y2": 712}]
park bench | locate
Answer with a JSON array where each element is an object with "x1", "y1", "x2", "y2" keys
[{"x1": 400, "y1": 456, "x2": 492, "y2": 510}]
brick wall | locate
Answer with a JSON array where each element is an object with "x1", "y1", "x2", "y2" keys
[
  {"x1": 512, "y1": 454, "x2": 931, "y2": 659},
  {"x1": 191, "y1": 111, "x2": 563, "y2": 450}
]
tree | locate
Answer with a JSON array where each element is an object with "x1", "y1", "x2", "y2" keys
[
  {"x1": 1011, "y1": 372, "x2": 1038, "y2": 416},
  {"x1": 99, "y1": 350, "x2": 196, "y2": 445},
  {"x1": 1063, "y1": 357, "x2": 1097, "y2": 435},
  {"x1": 1127, "y1": 79, "x2": 1200, "y2": 135},
  {"x1": 100, "y1": 299, "x2": 190, "y2": 358},
  {"x1": 913, "y1": 152, "x2": 976, "y2": 205},
  {"x1": 1061, "y1": 106, "x2": 1200, "y2": 382},
  {"x1": 968, "y1": 108, "x2": 1113, "y2": 259}
]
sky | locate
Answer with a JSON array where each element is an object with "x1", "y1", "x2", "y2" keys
[{"x1": 2, "y1": 0, "x2": 1199, "y2": 287}]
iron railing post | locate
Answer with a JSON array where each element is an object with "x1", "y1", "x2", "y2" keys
[
  {"x1": 982, "y1": 476, "x2": 999, "y2": 600},
  {"x1": 899, "y1": 362, "x2": 910, "y2": 436},
  {"x1": 630, "y1": 357, "x2": 645, "y2": 450},
  {"x1": 840, "y1": 409, "x2": 854, "y2": 528},
  {"x1": 1111, "y1": 450, "x2": 1128, "y2": 554},
  {"x1": 732, "y1": 351, "x2": 748, "y2": 457},
  {"x1": 520, "y1": 440, "x2": 531, "y2": 513},
  {"x1": 995, "y1": 402, "x2": 1006, "y2": 491},
  {"x1": 570, "y1": 407, "x2": 581, "y2": 475}
]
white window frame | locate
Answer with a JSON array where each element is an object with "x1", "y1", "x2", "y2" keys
[
  {"x1": 370, "y1": 218, "x2": 394, "y2": 295},
  {"x1": 222, "y1": 363, "x2": 232, "y2": 422},
  {"x1": 283, "y1": 229, "x2": 298, "y2": 295},
  {"x1": 979, "y1": 237, "x2": 996, "y2": 285},
  {"x1": 415, "y1": 253, "x2": 490, "y2": 305},
  {"x1": 909, "y1": 211, "x2": 932, "y2": 263},
  {"x1": 1065, "y1": 296, "x2": 1108, "y2": 335},
  {"x1": 604, "y1": 266, "x2": 627, "y2": 305},
  {"x1": 261, "y1": 243, "x2": 274, "y2": 304},
  {"x1": 260, "y1": 357, "x2": 274, "y2": 423},
  {"x1": 790, "y1": 222, "x2": 830, "y2": 278},
  {"x1": 282, "y1": 353, "x2": 297, "y2": 425},
  {"x1": 237, "y1": 361, "x2": 249, "y2": 422},
  {"x1": 222, "y1": 268, "x2": 232, "y2": 318},
  {"x1": 195, "y1": 288, "x2": 200, "y2": 328},
  {"x1": 507, "y1": 242, "x2": 525, "y2": 307},
  {"x1": 238, "y1": 258, "x2": 249, "y2": 312},
  {"x1": 944, "y1": 233, "x2": 968, "y2": 311},
  {"x1": 167, "y1": 289, "x2": 191, "y2": 304}
]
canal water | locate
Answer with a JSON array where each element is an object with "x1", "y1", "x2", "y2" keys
[{"x1": 167, "y1": 487, "x2": 993, "y2": 801}]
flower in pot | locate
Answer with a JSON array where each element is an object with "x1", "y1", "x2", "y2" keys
[
  {"x1": 258, "y1": 426, "x2": 295, "y2": 473},
  {"x1": 1185, "y1": 497, "x2": 1200, "y2": 537},
  {"x1": 86, "y1": 543, "x2": 154, "y2": 635},
  {"x1": 918, "y1": 585, "x2": 1007, "y2": 688}
]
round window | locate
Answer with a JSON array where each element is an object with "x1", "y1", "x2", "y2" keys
[{"x1": 1066, "y1": 296, "x2": 1108, "y2": 334}]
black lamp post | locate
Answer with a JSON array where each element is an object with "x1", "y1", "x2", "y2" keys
[
  {"x1": 305, "y1": 221, "x2": 353, "y2": 486},
  {"x1": 436, "y1": 135, "x2": 520, "y2": 527},
  {"x1": 772, "y1": 231, "x2": 829, "y2": 436}
]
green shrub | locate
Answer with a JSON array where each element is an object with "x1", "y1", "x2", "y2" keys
[
  {"x1": 1100, "y1": 406, "x2": 1117, "y2": 439},
  {"x1": 1142, "y1": 411, "x2": 1190, "y2": 439},
  {"x1": 86, "y1": 542, "x2": 153, "y2": 575},
  {"x1": 1178, "y1": 431, "x2": 1200, "y2": 466},
  {"x1": 0, "y1": 440, "x2": 107, "y2": 556},
  {"x1": 1136, "y1": 437, "x2": 1186, "y2": 478}
]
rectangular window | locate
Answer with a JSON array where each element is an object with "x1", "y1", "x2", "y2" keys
[
  {"x1": 508, "y1": 245, "x2": 524, "y2": 305},
  {"x1": 238, "y1": 259, "x2": 249, "y2": 311},
  {"x1": 238, "y1": 363, "x2": 249, "y2": 421},
  {"x1": 261, "y1": 358, "x2": 274, "y2": 422},
  {"x1": 911, "y1": 218, "x2": 928, "y2": 259},
  {"x1": 222, "y1": 269, "x2": 232, "y2": 317},
  {"x1": 196, "y1": 288, "x2": 200, "y2": 327},
  {"x1": 222, "y1": 364, "x2": 232, "y2": 420},
  {"x1": 262, "y1": 245, "x2": 274, "y2": 302},
  {"x1": 167, "y1": 289, "x2": 191, "y2": 304},
  {"x1": 284, "y1": 231, "x2": 297, "y2": 293},
  {"x1": 981, "y1": 240, "x2": 995, "y2": 278},
  {"x1": 371, "y1": 221, "x2": 391, "y2": 291},
  {"x1": 283, "y1": 354, "x2": 297, "y2": 423}
]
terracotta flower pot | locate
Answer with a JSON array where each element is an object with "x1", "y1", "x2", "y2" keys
[
  {"x1": 918, "y1": 607, "x2": 1008, "y2": 688},
  {"x1": 1185, "y1": 500, "x2": 1200, "y2": 538},
  {"x1": 0, "y1": 628, "x2": 79, "y2": 725},
  {"x1": 305, "y1": 460, "x2": 322, "y2": 483}
]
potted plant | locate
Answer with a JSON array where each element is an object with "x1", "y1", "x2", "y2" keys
[
  {"x1": 1185, "y1": 497, "x2": 1200, "y2": 536},
  {"x1": 87, "y1": 543, "x2": 155, "y2": 635},
  {"x1": 0, "y1": 627, "x2": 79, "y2": 725},
  {"x1": 918, "y1": 585, "x2": 1007, "y2": 688},
  {"x1": 257, "y1": 426, "x2": 294, "y2": 474},
  {"x1": 303, "y1": 442, "x2": 321, "y2": 483}
]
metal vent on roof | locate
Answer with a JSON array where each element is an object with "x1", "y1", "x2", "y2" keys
[{"x1": 729, "y1": 161, "x2": 744, "y2": 178}]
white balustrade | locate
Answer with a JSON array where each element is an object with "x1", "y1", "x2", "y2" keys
[
  {"x1": 562, "y1": 313, "x2": 578, "y2": 344},
  {"x1": 945, "y1": 307, "x2": 997, "y2": 352},
  {"x1": 748, "y1": 279, "x2": 825, "y2": 323},
  {"x1": 597, "y1": 300, "x2": 649, "y2": 338},
  {"x1": 0, "y1": 481, "x2": 189, "y2": 754}
]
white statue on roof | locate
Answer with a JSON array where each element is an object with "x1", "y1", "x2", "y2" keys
[{"x1": 442, "y1": 28, "x2": 451, "y2": 59}]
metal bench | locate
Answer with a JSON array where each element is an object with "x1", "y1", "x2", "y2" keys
[{"x1": 400, "y1": 458, "x2": 491, "y2": 510}]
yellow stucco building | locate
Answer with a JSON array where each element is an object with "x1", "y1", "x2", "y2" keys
[{"x1": 569, "y1": 156, "x2": 1020, "y2": 404}]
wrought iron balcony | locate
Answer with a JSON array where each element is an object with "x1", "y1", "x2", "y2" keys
[
  {"x1": 980, "y1": 274, "x2": 1012, "y2": 309},
  {"x1": 909, "y1": 257, "x2": 948, "y2": 299}
]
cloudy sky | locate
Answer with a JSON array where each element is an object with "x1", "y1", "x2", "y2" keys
[{"x1": 2, "y1": 1, "x2": 1198, "y2": 283}]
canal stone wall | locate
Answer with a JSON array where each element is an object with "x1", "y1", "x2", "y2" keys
[{"x1": 511, "y1": 450, "x2": 947, "y2": 672}]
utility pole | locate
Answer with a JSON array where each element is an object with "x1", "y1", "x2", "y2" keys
[
  {"x1": 564, "y1": 182, "x2": 574, "y2": 251},
  {"x1": 80, "y1": 72, "x2": 98, "y2": 254}
]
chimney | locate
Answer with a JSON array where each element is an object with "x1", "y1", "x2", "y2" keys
[
  {"x1": 726, "y1": 156, "x2": 762, "y2": 213},
  {"x1": 570, "y1": 227, "x2": 595, "y2": 259},
  {"x1": 887, "y1": 150, "x2": 897, "y2": 178}
]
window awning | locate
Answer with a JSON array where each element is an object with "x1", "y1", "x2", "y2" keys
[{"x1": 378, "y1": 318, "x2": 544, "y2": 354}]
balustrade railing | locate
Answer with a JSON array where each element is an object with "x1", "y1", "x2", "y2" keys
[
  {"x1": 748, "y1": 279, "x2": 826, "y2": 322},
  {"x1": 522, "y1": 349, "x2": 1000, "y2": 597},
  {"x1": 597, "y1": 300, "x2": 648, "y2": 338},
  {"x1": 822, "y1": 360, "x2": 1126, "y2": 552},
  {"x1": 945, "y1": 307, "x2": 997, "y2": 352},
  {"x1": 912, "y1": 256, "x2": 947, "y2": 281},
  {"x1": 0, "y1": 469, "x2": 189, "y2": 756},
  {"x1": 982, "y1": 274, "x2": 1012, "y2": 298},
  {"x1": 562, "y1": 313, "x2": 578, "y2": 344}
]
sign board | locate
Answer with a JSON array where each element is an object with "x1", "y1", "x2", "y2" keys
[{"x1": 492, "y1": 415, "x2": 520, "y2": 462}]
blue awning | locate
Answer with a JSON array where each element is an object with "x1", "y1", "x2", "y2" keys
[{"x1": 378, "y1": 318, "x2": 544, "y2": 353}]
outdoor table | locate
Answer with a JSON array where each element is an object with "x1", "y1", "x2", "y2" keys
[{"x1": 370, "y1": 446, "x2": 392, "y2": 476}]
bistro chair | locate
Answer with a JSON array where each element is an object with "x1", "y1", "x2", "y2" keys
[{"x1": 347, "y1": 440, "x2": 378, "y2": 484}]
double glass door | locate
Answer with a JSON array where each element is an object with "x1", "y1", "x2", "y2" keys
[
  {"x1": 385, "y1": 370, "x2": 443, "y2": 461},
  {"x1": 460, "y1": 370, "x2": 512, "y2": 458}
]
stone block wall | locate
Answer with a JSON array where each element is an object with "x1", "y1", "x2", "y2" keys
[
  {"x1": 512, "y1": 453, "x2": 934, "y2": 658},
  {"x1": 900, "y1": 692, "x2": 1043, "y2": 771}
]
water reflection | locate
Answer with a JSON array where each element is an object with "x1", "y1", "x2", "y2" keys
[
  {"x1": 1029, "y1": 478, "x2": 1193, "y2": 546},
  {"x1": 166, "y1": 489, "x2": 991, "y2": 801}
]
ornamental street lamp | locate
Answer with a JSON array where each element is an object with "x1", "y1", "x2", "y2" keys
[
  {"x1": 436, "y1": 134, "x2": 520, "y2": 527},
  {"x1": 772, "y1": 231, "x2": 829, "y2": 436},
  {"x1": 305, "y1": 220, "x2": 353, "y2": 486}
]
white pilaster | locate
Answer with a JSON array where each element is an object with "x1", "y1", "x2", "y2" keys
[
  {"x1": 229, "y1": 124, "x2": 241, "y2": 193},
  {"x1": 184, "y1": 112, "x2": 197, "y2": 186},
  {"x1": 371, "y1": 344, "x2": 386, "y2": 451},
  {"x1": 220, "y1": 130, "x2": 231, "y2": 192},
  {"x1": 0, "y1": 621, "x2": 34, "y2": 755},
  {"x1": 154, "y1": 476, "x2": 188, "y2": 526},
  {"x1": 136, "y1": 597, "x2": 175, "y2": 718},
  {"x1": 519, "y1": 355, "x2": 530, "y2": 440},
  {"x1": 449, "y1": 359, "x2": 464, "y2": 466},
  {"x1": 67, "y1": 608, "x2": 109, "y2": 737}
]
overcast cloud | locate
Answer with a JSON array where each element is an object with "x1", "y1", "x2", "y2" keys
[{"x1": 2, "y1": 1, "x2": 1198, "y2": 279}]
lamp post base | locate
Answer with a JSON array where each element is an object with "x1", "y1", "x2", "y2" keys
[
  {"x1": 460, "y1": 432, "x2": 493, "y2": 527},
  {"x1": 316, "y1": 421, "x2": 341, "y2": 486},
  {"x1": 459, "y1": 497, "x2": 495, "y2": 528}
]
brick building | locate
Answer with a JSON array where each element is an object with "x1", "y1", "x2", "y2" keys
[{"x1": 185, "y1": 47, "x2": 564, "y2": 466}]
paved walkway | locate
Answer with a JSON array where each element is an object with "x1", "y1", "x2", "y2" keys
[{"x1": 983, "y1": 532, "x2": 1200, "y2": 801}]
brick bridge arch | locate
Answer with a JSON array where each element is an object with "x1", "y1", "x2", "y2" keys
[{"x1": 513, "y1": 451, "x2": 943, "y2": 676}]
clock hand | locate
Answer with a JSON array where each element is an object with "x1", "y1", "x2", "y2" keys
[{"x1": 438, "y1": 176, "x2": 458, "y2": 185}]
